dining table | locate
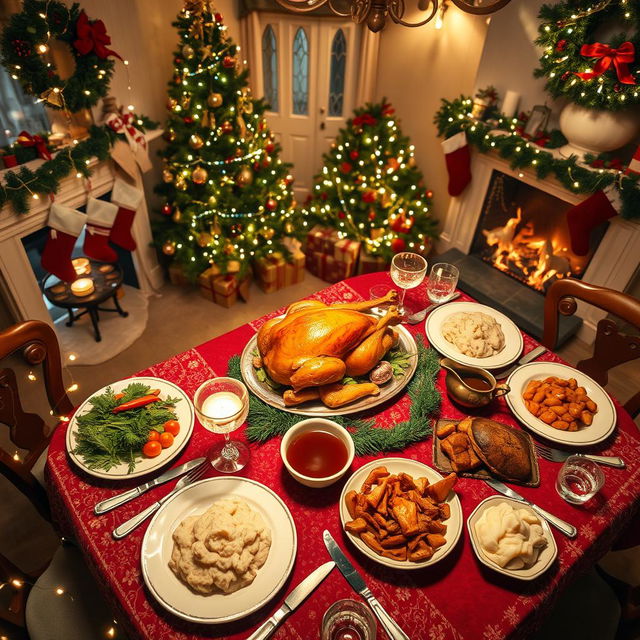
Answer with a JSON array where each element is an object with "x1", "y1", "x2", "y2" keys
[{"x1": 45, "y1": 271, "x2": 640, "y2": 640}]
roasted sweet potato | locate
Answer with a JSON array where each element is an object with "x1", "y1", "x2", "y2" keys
[
  {"x1": 361, "y1": 531, "x2": 385, "y2": 555},
  {"x1": 427, "y1": 473, "x2": 457, "y2": 503},
  {"x1": 345, "y1": 518, "x2": 367, "y2": 534},
  {"x1": 362, "y1": 466, "x2": 390, "y2": 492},
  {"x1": 436, "y1": 422, "x2": 457, "y2": 439},
  {"x1": 345, "y1": 490, "x2": 358, "y2": 520}
]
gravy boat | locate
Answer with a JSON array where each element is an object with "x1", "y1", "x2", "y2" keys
[{"x1": 440, "y1": 357, "x2": 510, "y2": 408}]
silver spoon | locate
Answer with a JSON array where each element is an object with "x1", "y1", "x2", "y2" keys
[{"x1": 405, "y1": 292, "x2": 460, "y2": 324}]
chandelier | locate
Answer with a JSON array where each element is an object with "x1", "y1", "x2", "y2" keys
[{"x1": 273, "y1": 0, "x2": 514, "y2": 32}]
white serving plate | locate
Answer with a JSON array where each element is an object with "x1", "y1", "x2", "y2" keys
[
  {"x1": 425, "y1": 301, "x2": 523, "y2": 370},
  {"x1": 505, "y1": 361, "x2": 616, "y2": 447},
  {"x1": 141, "y1": 476, "x2": 297, "y2": 624},
  {"x1": 240, "y1": 318, "x2": 418, "y2": 416},
  {"x1": 66, "y1": 376, "x2": 194, "y2": 480},
  {"x1": 467, "y1": 495, "x2": 557, "y2": 581},
  {"x1": 339, "y1": 457, "x2": 462, "y2": 570}
]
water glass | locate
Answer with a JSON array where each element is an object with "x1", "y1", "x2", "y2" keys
[
  {"x1": 194, "y1": 377, "x2": 250, "y2": 473},
  {"x1": 369, "y1": 284, "x2": 394, "y2": 315},
  {"x1": 390, "y1": 252, "x2": 427, "y2": 315},
  {"x1": 321, "y1": 599, "x2": 377, "y2": 640},
  {"x1": 426, "y1": 263, "x2": 459, "y2": 304},
  {"x1": 556, "y1": 455, "x2": 605, "y2": 504}
]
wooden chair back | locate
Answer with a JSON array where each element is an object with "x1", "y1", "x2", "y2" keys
[
  {"x1": 0, "y1": 551, "x2": 37, "y2": 634},
  {"x1": 543, "y1": 279, "x2": 640, "y2": 417},
  {"x1": 0, "y1": 320, "x2": 72, "y2": 520}
]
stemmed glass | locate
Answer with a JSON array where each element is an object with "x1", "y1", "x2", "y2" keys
[
  {"x1": 426, "y1": 263, "x2": 459, "y2": 303},
  {"x1": 194, "y1": 377, "x2": 250, "y2": 473},
  {"x1": 390, "y1": 252, "x2": 428, "y2": 316}
]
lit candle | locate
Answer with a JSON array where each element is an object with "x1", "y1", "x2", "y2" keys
[
  {"x1": 502, "y1": 90, "x2": 520, "y2": 119},
  {"x1": 70, "y1": 278, "x2": 95, "y2": 296},
  {"x1": 72, "y1": 257, "x2": 90, "y2": 276},
  {"x1": 202, "y1": 391, "x2": 242, "y2": 419}
]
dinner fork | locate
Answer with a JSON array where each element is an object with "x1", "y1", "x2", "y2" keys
[
  {"x1": 534, "y1": 443, "x2": 625, "y2": 469},
  {"x1": 112, "y1": 460, "x2": 208, "y2": 539}
]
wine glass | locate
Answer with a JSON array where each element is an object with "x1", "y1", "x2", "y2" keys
[
  {"x1": 426, "y1": 263, "x2": 459, "y2": 304},
  {"x1": 390, "y1": 252, "x2": 428, "y2": 316},
  {"x1": 194, "y1": 377, "x2": 250, "y2": 473}
]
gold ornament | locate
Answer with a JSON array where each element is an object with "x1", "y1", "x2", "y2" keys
[
  {"x1": 175, "y1": 174, "x2": 188, "y2": 191},
  {"x1": 180, "y1": 94, "x2": 191, "y2": 109},
  {"x1": 189, "y1": 133, "x2": 204, "y2": 149},
  {"x1": 238, "y1": 89, "x2": 254, "y2": 115},
  {"x1": 262, "y1": 227, "x2": 275, "y2": 240},
  {"x1": 198, "y1": 232, "x2": 213, "y2": 247},
  {"x1": 39, "y1": 88, "x2": 64, "y2": 107},
  {"x1": 182, "y1": 44, "x2": 195, "y2": 59},
  {"x1": 172, "y1": 208, "x2": 182, "y2": 223},
  {"x1": 235, "y1": 165, "x2": 253, "y2": 187},
  {"x1": 284, "y1": 221, "x2": 294, "y2": 234},
  {"x1": 162, "y1": 168, "x2": 174, "y2": 183},
  {"x1": 167, "y1": 97, "x2": 177, "y2": 111},
  {"x1": 208, "y1": 195, "x2": 218, "y2": 207},
  {"x1": 192, "y1": 166, "x2": 208, "y2": 184},
  {"x1": 207, "y1": 92, "x2": 223, "y2": 108},
  {"x1": 162, "y1": 241, "x2": 176, "y2": 256}
]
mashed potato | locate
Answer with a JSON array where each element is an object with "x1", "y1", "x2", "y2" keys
[
  {"x1": 441, "y1": 311, "x2": 505, "y2": 358},
  {"x1": 169, "y1": 499, "x2": 271, "y2": 595}
]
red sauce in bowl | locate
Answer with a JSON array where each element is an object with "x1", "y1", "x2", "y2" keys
[{"x1": 286, "y1": 430, "x2": 349, "y2": 478}]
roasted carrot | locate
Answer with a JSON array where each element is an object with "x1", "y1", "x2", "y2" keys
[{"x1": 112, "y1": 395, "x2": 160, "y2": 413}]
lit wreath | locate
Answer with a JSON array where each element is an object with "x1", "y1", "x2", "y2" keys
[
  {"x1": 0, "y1": 0, "x2": 121, "y2": 112},
  {"x1": 534, "y1": 0, "x2": 640, "y2": 111}
]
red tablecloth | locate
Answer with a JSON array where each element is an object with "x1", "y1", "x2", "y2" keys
[{"x1": 46, "y1": 273, "x2": 640, "y2": 640}]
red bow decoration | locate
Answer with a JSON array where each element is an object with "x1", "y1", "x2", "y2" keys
[
  {"x1": 73, "y1": 11, "x2": 123, "y2": 61},
  {"x1": 575, "y1": 41, "x2": 636, "y2": 85},
  {"x1": 381, "y1": 102, "x2": 395, "y2": 117},
  {"x1": 105, "y1": 112, "x2": 147, "y2": 151},
  {"x1": 17, "y1": 131, "x2": 51, "y2": 160},
  {"x1": 353, "y1": 113, "x2": 377, "y2": 127}
]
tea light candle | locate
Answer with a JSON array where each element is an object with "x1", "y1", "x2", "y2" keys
[
  {"x1": 202, "y1": 391, "x2": 242, "y2": 419},
  {"x1": 99, "y1": 264, "x2": 114, "y2": 274},
  {"x1": 70, "y1": 278, "x2": 95, "y2": 296},
  {"x1": 72, "y1": 257, "x2": 90, "y2": 276}
]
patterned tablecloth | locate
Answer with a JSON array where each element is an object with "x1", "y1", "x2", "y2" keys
[{"x1": 46, "y1": 272, "x2": 640, "y2": 640}]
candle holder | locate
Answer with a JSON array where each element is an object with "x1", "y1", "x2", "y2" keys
[{"x1": 70, "y1": 278, "x2": 95, "y2": 297}]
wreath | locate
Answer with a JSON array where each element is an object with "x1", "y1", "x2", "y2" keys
[
  {"x1": 534, "y1": 0, "x2": 640, "y2": 111},
  {"x1": 0, "y1": 0, "x2": 120, "y2": 112}
]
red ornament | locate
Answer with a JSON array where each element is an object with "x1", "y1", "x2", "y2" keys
[
  {"x1": 222, "y1": 56, "x2": 235, "y2": 68},
  {"x1": 183, "y1": 116, "x2": 194, "y2": 124},
  {"x1": 349, "y1": 150, "x2": 359, "y2": 160},
  {"x1": 253, "y1": 162, "x2": 260, "y2": 170},
  {"x1": 391, "y1": 237, "x2": 406, "y2": 253},
  {"x1": 555, "y1": 39, "x2": 567, "y2": 52},
  {"x1": 368, "y1": 210, "x2": 376, "y2": 221},
  {"x1": 340, "y1": 162, "x2": 352, "y2": 174},
  {"x1": 425, "y1": 190, "x2": 434, "y2": 199},
  {"x1": 320, "y1": 192, "x2": 328, "y2": 201},
  {"x1": 162, "y1": 204, "x2": 173, "y2": 216},
  {"x1": 614, "y1": 83, "x2": 622, "y2": 93},
  {"x1": 265, "y1": 142, "x2": 275, "y2": 154},
  {"x1": 338, "y1": 211, "x2": 346, "y2": 219},
  {"x1": 215, "y1": 13, "x2": 223, "y2": 22},
  {"x1": 174, "y1": 57, "x2": 182, "y2": 64},
  {"x1": 265, "y1": 198, "x2": 277, "y2": 211},
  {"x1": 561, "y1": 71, "x2": 571, "y2": 81},
  {"x1": 362, "y1": 190, "x2": 376, "y2": 204},
  {"x1": 381, "y1": 102, "x2": 395, "y2": 117}
]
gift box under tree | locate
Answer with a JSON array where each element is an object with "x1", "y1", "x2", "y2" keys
[
  {"x1": 197, "y1": 264, "x2": 250, "y2": 307},
  {"x1": 306, "y1": 225, "x2": 338, "y2": 254},
  {"x1": 254, "y1": 252, "x2": 286, "y2": 293},
  {"x1": 282, "y1": 237, "x2": 306, "y2": 287},
  {"x1": 357, "y1": 248, "x2": 388, "y2": 275}
]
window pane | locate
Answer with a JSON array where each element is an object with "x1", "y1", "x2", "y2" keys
[
  {"x1": 328, "y1": 29, "x2": 347, "y2": 117},
  {"x1": 292, "y1": 27, "x2": 309, "y2": 116},
  {"x1": 262, "y1": 25, "x2": 278, "y2": 112}
]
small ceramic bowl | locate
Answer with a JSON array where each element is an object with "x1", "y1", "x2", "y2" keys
[{"x1": 280, "y1": 418, "x2": 355, "y2": 488}]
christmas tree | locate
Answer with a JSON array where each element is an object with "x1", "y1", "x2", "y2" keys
[
  {"x1": 303, "y1": 100, "x2": 438, "y2": 259},
  {"x1": 154, "y1": 1, "x2": 296, "y2": 279}
]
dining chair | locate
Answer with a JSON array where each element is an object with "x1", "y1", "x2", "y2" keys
[{"x1": 543, "y1": 278, "x2": 640, "y2": 418}]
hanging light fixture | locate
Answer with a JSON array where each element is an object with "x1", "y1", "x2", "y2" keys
[{"x1": 273, "y1": 0, "x2": 513, "y2": 32}]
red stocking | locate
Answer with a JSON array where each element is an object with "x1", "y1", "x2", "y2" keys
[
  {"x1": 566, "y1": 187, "x2": 619, "y2": 256},
  {"x1": 442, "y1": 132, "x2": 472, "y2": 196},
  {"x1": 110, "y1": 178, "x2": 143, "y2": 251},
  {"x1": 41, "y1": 204, "x2": 86, "y2": 282},
  {"x1": 83, "y1": 197, "x2": 118, "y2": 263}
]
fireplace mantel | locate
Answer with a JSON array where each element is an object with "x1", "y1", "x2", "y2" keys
[
  {"x1": 0, "y1": 136, "x2": 163, "y2": 324},
  {"x1": 438, "y1": 151, "x2": 640, "y2": 342}
]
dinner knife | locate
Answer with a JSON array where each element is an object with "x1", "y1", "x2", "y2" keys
[
  {"x1": 94, "y1": 457, "x2": 206, "y2": 515},
  {"x1": 246, "y1": 561, "x2": 335, "y2": 640},
  {"x1": 496, "y1": 346, "x2": 547, "y2": 380},
  {"x1": 406, "y1": 292, "x2": 461, "y2": 325},
  {"x1": 484, "y1": 478, "x2": 577, "y2": 538},
  {"x1": 323, "y1": 530, "x2": 410, "y2": 640}
]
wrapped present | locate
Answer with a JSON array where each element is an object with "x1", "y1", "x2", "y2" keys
[
  {"x1": 1, "y1": 154, "x2": 17, "y2": 169},
  {"x1": 308, "y1": 251, "x2": 355, "y2": 283},
  {"x1": 282, "y1": 236, "x2": 306, "y2": 287},
  {"x1": 357, "y1": 249, "x2": 388, "y2": 275},
  {"x1": 198, "y1": 268, "x2": 250, "y2": 307},
  {"x1": 306, "y1": 225, "x2": 338, "y2": 254},
  {"x1": 168, "y1": 263, "x2": 190, "y2": 286},
  {"x1": 255, "y1": 252, "x2": 286, "y2": 293},
  {"x1": 334, "y1": 238, "x2": 361, "y2": 264}
]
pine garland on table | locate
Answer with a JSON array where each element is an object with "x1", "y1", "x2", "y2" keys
[{"x1": 227, "y1": 337, "x2": 441, "y2": 456}]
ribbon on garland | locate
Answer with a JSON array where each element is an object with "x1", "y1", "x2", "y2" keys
[
  {"x1": 105, "y1": 112, "x2": 147, "y2": 151},
  {"x1": 576, "y1": 41, "x2": 637, "y2": 85},
  {"x1": 353, "y1": 113, "x2": 378, "y2": 127},
  {"x1": 73, "y1": 11, "x2": 123, "y2": 61},
  {"x1": 16, "y1": 131, "x2": 51, "y2": 160}
]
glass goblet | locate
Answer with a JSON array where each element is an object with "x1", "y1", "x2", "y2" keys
[
  {"x1": 390, "y1": 252, "x2": 428, "y2": 316},
  {"x1": 194, "y1": 377, "x2": 250, "y2": 473},
  {"x1": 426, "y1": 262, "x2": 459, "y2": 304}
]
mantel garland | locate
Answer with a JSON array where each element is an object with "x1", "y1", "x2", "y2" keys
[
  {"x1": 534, "y1": 0, "x2": 640, "y2": 112},
  {"x1": 227, "y1": 337, "x2": 441, "y2": 456},
  {"x1": 434, "y1": 96, "x2": 640, "y2": 220}
]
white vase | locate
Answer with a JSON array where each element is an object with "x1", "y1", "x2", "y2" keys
[{"x1": 558, "y1": 102, "x2": 640, "y2": 159}]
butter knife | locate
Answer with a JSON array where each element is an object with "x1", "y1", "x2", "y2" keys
[
  {"x1": 95, "y1": 457, "x2": 206, "y2": 515},
  {"x1": 323, "y1": 530, "x2": 410, "y2": 640},
  {"x1": 406, "y1": 292, "x2": 461, "y2": 325},
  {"x1": 484, "y1": 479, "x2": 577, "y2": 538},
  {"x1": 246, "y1": 561, "x2": 335, "y2": 640},
  {"x1": 497, "y1": 345, "x2": 547, "y2": 380}
]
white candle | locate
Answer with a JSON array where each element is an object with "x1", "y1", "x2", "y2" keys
[
  {"x1": 202, "y1": 391, "x2": 243, "y2": 420},
  {"x1": 502, "y1": 90, "x2": 520, "y2": 119},
  {"x1": 70, "y1": 278, "x2": 95, "y2": 296}
]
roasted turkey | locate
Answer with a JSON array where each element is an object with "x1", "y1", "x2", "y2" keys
[{"x1": 256, "y1": 291, "x2": 401, "y2": 408}]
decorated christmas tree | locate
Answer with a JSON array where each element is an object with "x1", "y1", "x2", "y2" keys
[
  {"x1": 154, "y1": 1, "x2": 296, "y2": 279},
  {"x1": 303, "y1": 100, "x2": 438, "y2": 260}
]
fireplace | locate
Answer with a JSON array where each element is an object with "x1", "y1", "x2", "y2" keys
[{"x1": 470, "y1": 171, "x2": 607, "y2": 294}]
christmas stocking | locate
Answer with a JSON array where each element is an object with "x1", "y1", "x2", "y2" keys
[
  {"x1": 41, "y1": 204, "x2": 86, "y2": 282},
  {"x1": 83, "y1": 197, "x2": 119, "y2": 263},
  {"x1": 566, "y1": 186, "x2": 620, "y2": 256},
  {"x1": 442, "y1": 131, "x2": 472, "y2": 196},
  {"x1": 625, "y1": 144, "x2": 640, "y2": 176},
  {"x1": 110, "y1": 177, "x2": 143, "y2": 251}
]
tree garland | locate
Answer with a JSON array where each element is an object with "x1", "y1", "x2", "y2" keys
[
  {"x1": 227, "y1": 337, "x2": 441, "y2": 456},
  {"x1": 434, "y1": 96, "x2": 640, "y2": 220},
  {"x1": 534, "y1": 1, "x2": 640, "y2": 111},
  {"x1": 1, "y1": 0, "x2": 118, "y2": 112}
]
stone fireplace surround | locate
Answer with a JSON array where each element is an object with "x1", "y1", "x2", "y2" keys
[{"x1": 437, "y1": 151, "x2": 640, "y2": 344}]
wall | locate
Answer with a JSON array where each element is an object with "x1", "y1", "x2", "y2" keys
[{"x1": 373, "y1": 5, "x2": 488, "y2": 227}]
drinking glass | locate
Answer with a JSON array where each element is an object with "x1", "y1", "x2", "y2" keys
[
  {"x1": 555, "y1": 455, "x2": 604, "y2": 504},
  {"x1": 390, "y1": 252, "x2": 428, "y2": 316},
  {"x1": 369, "y1": 284, "x2": 394, "y2": 315},
  {"x1": 321, "y1": 599, "x2": 377, "y2": 640},
  {"x1": 427, "y1": 262, "x2": 459, "y2": 304},
  {"x1": 194, "y1": 377, "x2": 250, "y2": 473}
]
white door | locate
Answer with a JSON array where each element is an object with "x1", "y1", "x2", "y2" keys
[{"x1": 254, "y1": 15, "x2": 361, "y2": 202}]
